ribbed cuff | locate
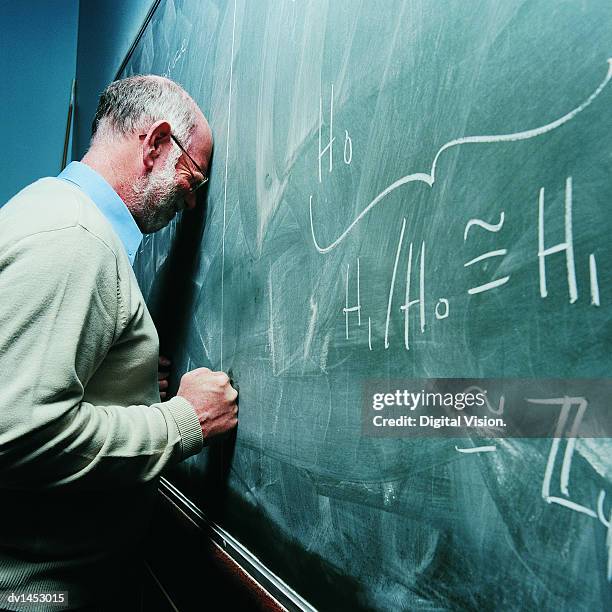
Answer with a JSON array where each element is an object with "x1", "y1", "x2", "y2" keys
[{"x1": 164, "y1": 396, "x2": 204, "y2": 459}]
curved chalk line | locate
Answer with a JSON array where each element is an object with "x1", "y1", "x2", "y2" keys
[
  {"x1": 310, "y1": 59, "x2": 612, "y2": 254},
  {"x1": 464, "y1": 211, "x2": 505, "y2": 240}
]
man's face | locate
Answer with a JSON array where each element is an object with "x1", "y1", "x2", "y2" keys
[
  {"x1": 132, "y1": 146, "x2": 185, "y2": 234},
  {"x1": 133, "y1": 122, "x2": 211, "y2": 234}
]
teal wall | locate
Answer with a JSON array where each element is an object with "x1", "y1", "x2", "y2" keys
[
  {"x1": 0, "y1": 0, "x2": 154, "y2": 203},
  {"x1": 0, "y1": 0, "x2": 79, "y2": 204},
  {"x1": 74, "y1": 0, "x2": 154, "y2": 158}
]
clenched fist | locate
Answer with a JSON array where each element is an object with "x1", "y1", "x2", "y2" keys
[{"x1": 177, "y1": 367, "x2": 238, "y2": 440}]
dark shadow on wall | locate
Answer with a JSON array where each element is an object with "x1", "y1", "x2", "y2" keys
[
  {"x1": 147, "y1": 473, "x2": 368, "y2": 612},
  {"x1": 147, "y1": 183, "x2": 209, "y2": 394},
  {"x1": 145, "y1": 150, "x2": 239, "y2": 511}
]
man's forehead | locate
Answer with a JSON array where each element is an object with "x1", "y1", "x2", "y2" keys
[{"x1": 189, "y1": 119, "x2": 212, "y2": 167}]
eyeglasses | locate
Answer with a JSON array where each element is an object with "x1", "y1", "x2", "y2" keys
[{"x1": 170, "y1": 134, "x2": 209, "y2": 193}]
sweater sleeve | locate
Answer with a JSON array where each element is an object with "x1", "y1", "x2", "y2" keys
[{"x1": 0, "y1": 225, "x2": 204, "y2": 490}]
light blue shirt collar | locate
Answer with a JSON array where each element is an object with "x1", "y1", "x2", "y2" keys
[{"x1": 57, "y1": 161, "x2": 142, "y2": 265}]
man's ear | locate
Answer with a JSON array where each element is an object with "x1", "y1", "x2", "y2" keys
[{"x1": 141, "y1": 120, "x2": 172, "y2": 172}]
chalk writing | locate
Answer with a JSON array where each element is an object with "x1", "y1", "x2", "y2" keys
[
  {"x1": 343, "y1": 259, "x2": 361, "y2": 339},
  {"x1": 309, "y1": 60, "x2": 612, "y2": 253},
  {"x1": 399, "y1": 242, "x2": 425, "y2": 350},
  {"x1": 538, "y1": 177, "x2": 577, "y2": 303},
  {"x1": 464, "y1": 211, "x2": 509, "y2": 295},
  {"x1": 318, "y1": 84, "x2": 353, "y2": 183}
]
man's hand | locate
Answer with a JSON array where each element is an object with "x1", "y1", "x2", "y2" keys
[
  {"x1": 158, "y1": 355, "x2": 171, "y2": 400},
  {"x1": 177, "y1": 367, "x2": 238, "y2": 440}
]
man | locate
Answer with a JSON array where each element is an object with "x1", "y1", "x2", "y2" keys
[{"x1": 0, "y1": 75, "x2": 237, "y2": 610}]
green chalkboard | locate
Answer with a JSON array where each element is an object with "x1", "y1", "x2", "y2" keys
[{"x1": 125, "y1": 1, "x2": 612, "y2": 609}]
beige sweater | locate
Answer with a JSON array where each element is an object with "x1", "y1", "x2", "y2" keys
[{"x1": 0, "y1": 178, "x2": 203, "y2": 610}]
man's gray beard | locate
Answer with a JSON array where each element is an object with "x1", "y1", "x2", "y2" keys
[{"x1": 132, "y1": 150, "x2": 183, "y2": 233}]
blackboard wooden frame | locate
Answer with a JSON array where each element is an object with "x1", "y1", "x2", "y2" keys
[{"x1": 151, "y1": 478, "x2": 317, "y2": 612}]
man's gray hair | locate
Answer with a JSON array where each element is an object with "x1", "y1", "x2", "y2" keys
[{"x1": 91, "y1": 75, "x2": 199, "y2": 146}]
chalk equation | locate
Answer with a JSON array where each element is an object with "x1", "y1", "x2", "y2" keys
[
  {"x1": 462, "y1": 396, "x2": 612, "y2": 580},
  {"x1": 526, "y1": 398, "x2": 610, "y2": 580},
  {"x1": 305, "y1": 64, "x2": 612, "y2": 582},
  {"x1": 339, "y1": 174, "x2": 601, "y2": 351},
  {"x1": 309, "y1": 59, "x2": 612, "y2": 253}
]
